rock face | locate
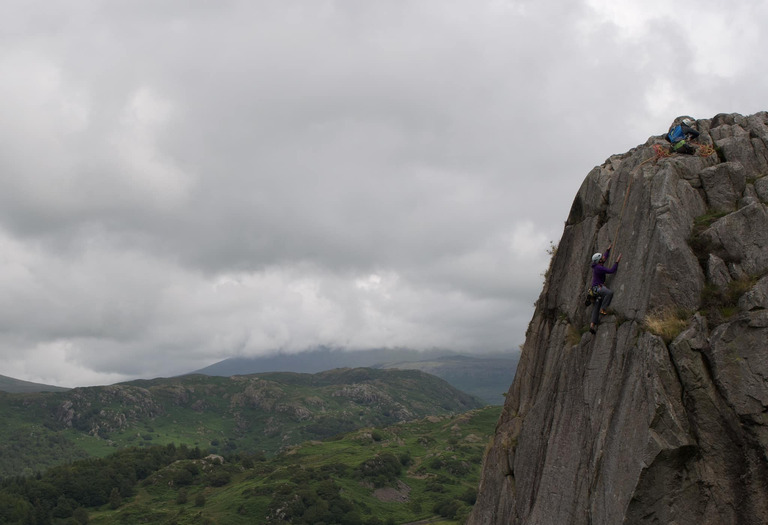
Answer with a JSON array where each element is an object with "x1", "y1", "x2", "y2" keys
[{"x1": 469, "y1": 112, "x2": 768, "y2": 525}]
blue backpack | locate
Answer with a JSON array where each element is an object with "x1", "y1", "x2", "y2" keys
[{"x1": 667, "y1": 125, "x2": 685, "y2": 143}]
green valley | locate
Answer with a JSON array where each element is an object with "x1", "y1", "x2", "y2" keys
[
  {"x1": 0, "y1": 405, "x2": 500, "y2": 524},
  {"x1": 0, "y1": 368, "x2": 484, "y2": 479}
]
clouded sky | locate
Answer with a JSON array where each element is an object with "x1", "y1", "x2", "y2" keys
[{"x1": 1, "y1": 0, "x2": 766, "y2": 387}]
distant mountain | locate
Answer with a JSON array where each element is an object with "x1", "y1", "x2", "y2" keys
[
  {"x1": 192, "y1": 347, "x2": 520, "y2": 405},
  {"x1": 0, "y1": 374, "x2": 69, "y2": 393},
  {"x1": 0, "y1": 368, "x2": 484, "y2": 477},
  {"x1": 378, "y1": 355, "x2": 518, "y2": 405},
  {"x1": 192, "y1": 347, "x2": 457, "y2": 375}
]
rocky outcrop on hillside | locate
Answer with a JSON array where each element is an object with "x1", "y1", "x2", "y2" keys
[
  {"x1": 19, "y1": 368, "x2": 482, "y2": 448},
  {"x1": 469, "y1": 112, "x2": 768, "y2": 525},
  {"x1": 55, "y1": 384, "x2": 163, "y2": 435}
]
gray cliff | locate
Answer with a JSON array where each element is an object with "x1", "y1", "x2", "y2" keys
[{"x1": 469, "y1": 112, "x2": 768, "y2": 525}]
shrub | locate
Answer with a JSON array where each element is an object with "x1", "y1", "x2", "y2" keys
[
  {"x1": 206, "y1": 470, "x2": 231, "y2": 487},
  {"x1": 701, "y1": 275, "x2": 758, "y2": 325},
  {"x1": 433, "y1": 497, "x2": 463, "y2": 519},
  {"x1": 73, "y1": 507, "x2": 89, "y2": 524},
  {"x1": 541, "y1": 241, "x2": 558, "y2": 281},
  {"x1": 693, "y1": 211, "x2": 728, "y2": 232},
  {"x1": 173, "y1": 468, "x2": 194, "y2": 487},
  {"x1": 356, "y1": 453, "x2": 402, "y2": 486},
  {"x1": 727, "y1": 274, "x2": 758, "y2": 300},
  {"x1": 109, "y1": 488, "x2": 122, "y2": 509}
]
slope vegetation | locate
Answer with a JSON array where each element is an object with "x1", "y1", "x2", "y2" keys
[
  {"x1": 0, "y1": 368, "x2": 483, "y2": 478},
  {"x1": 0, "y1": 406, "x2": 501, "y2": 524}
]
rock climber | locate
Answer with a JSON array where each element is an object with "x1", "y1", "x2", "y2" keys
[
  {"x1": 589, "y1": 244, "x2": 622, "y2": 334},
  {"x1": 666, "y1": 118, "x2": 700, "y2": 155}
]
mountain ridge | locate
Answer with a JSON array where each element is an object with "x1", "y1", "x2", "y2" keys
[{"x1": 192, "y1": 347, "x2": 519, "y2": 405}]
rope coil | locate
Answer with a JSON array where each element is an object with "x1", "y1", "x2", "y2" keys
[
  {"x1": 652, "y1": 144, "x2": 672, "y2": 160},
  {"x1": 697, "y1": 144, "x2": 716, "y2": 157}
]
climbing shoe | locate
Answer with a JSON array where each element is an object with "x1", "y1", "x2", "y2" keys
[{"x1": 600, "y1": 309, "x2": 608, "y2": 315}]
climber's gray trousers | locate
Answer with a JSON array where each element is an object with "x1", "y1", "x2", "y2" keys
[{"x1": 591, "y1": 285, "x2": 614, "y2": 325}]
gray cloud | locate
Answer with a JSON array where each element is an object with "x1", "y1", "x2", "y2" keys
[{"x1": 1, "y1": 0, "x2": 766, "y2": 386}]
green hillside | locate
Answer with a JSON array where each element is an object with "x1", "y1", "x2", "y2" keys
[
  {"x1": 0, "y1": 368, "x2": 484, "y2": 478},
  {"x1": 0, "y1": 406, "x2": 501, "y2": 524}
]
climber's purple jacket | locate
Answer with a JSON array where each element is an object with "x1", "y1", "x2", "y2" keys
[{"x1": 591, "y1": 247, "x2": 619, "y2": 287}]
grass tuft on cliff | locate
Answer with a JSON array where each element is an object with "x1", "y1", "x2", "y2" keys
[{"x1": 644, "y1": 307, "x2": 692, "y2": 343}]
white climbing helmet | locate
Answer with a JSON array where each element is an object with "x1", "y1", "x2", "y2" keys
[
  {"x1": 591, "y1": 253, "x2": 602, "y2": 264},
  {"x1": 682, "y1": 118, "x2": 695, "y2": 126}
]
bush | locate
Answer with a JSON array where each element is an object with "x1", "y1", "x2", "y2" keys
[
  {"x1": 109, "y1": 488, "x2": 122, "y2": 509},
  {"x1": 173, "y1": 468, "x2": 195, "y2": 487},
  {"x1": 700, "y1": 275, "x2": 758, "y2": 325},
  {"x1": 73, "y1": 507, "x2": 89, "y2": 524},
  {"x1": 433, "y1": 497, "x2": 463, "y2": 519},
  {"x1": 425, "y1": 480, "x2": 446, "y2": 493},
  {"x1": 356, "y1": 453, "x2": 402, "y2": 487},
  {"x1": 460, "y1": 487, "x2": 478, "y2": 505},
  {"x1": 206, "y1": 470, "x2": 231, "y2": 487}
]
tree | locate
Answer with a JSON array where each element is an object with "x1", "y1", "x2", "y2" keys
[
  {"x1": 0, "y1": 493, "x2": 32, "y2": 524},
  {"x1": 109, "y1": 488, "x2": 122, "y2": 509},
  {"x1": 73, "y1": 507, "x2": 90, "y2": 524},
  {"x1": 206, "y1": 470, "x2": 231, "y2": 487}
]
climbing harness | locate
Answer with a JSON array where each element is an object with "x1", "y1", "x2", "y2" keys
[{"x1": 584, "y1": 285, "x2": 599, "y2": 306}]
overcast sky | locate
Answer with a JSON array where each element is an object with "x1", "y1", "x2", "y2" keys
[{"x1": 1, "y1": 0, "x2": 766, "y2": 388}]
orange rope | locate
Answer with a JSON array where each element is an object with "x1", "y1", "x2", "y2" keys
[
  {"x1": 698, "y1": 144, "x2": 716, "y2": 157},
  {"x1": 652, "y1": 144, "x2": 672, "y2": 160},
  {"x1": 609, "y1": 173, "x2": 633, "y2": 263}
]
